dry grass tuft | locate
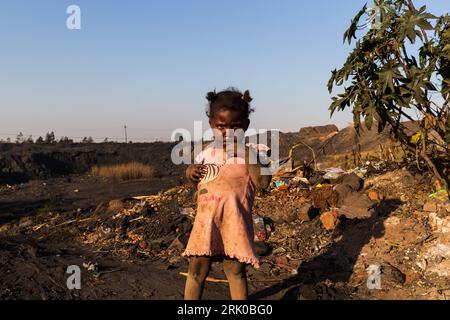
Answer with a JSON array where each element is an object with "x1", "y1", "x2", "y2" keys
[{"x1": 91, "y1": 162, "x2": 155, "y2": 181}]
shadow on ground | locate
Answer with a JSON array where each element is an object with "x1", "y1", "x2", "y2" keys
[{"x1": 249, "y1": 198, "x2": 403, "y2": 300}]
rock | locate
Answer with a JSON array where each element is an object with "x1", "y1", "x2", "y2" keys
[
  {"x1": 312, "y1": 185, "x2": 339, "y2": 210},
  {"x1": 381, "y1": 264, "x2": 406, "y2": 285},
  {"x1": 368, "y1": 190, "x2": 382, "y2": 202},
  {"x1": 108, "y1": 200, "x2": 125, "y2": 213},
  {"x1": 334, "y1": 174, "x2": 365, "y2": 207},
  {"x1": 416, "y1": 258, "x2": 427, "y2": 272},
  {"x1": 18, "y1": 220, "x2": 33, "y2": 229},
  {"x1": 423, "y1": 201, "x2": 438, "y2": 212},
  {"x1": 297, "y1": 203, "x2": 314, "y2": 222},
  {"x1": 320, "y1": 210, "x2": 340, "y2": 231},
  {"x1": 384, "y1": 216, "x2": 401, "y2": 227},
  {"x1": 337, "y1": 193, "x2": 376, "y2": 220},
  {"x1": 335, "y1": 173, "x2": 364, "y2": 192},
  {"x1": 169, "y1": 234, "x2": 189, "y2": 250},
  {"x1": 274, "y1": 255, "x2": 301, "y2": 271},
  {"x1": 428, "y1": 212, "x2": 450, "y2": 233}
]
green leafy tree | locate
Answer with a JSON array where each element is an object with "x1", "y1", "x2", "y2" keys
[{"x1": 328, "y1": 0, "x2": 450, "y2": 191}]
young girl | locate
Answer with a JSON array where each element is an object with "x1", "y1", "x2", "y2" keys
[{"x1": 183, "y1": 88, "x2": 272, "y2": 300}]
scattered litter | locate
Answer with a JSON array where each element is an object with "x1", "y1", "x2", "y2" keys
[
  {"x1": 179, "y1": 207, "x2": 196, "y2": 219},
  {"x1": 274, "y1": 179, "x2": 290, "y2": 191},
  {"x1": 82, "y1": 261, "x2": 98, "y2": 272},
  {"x1": 271, "y1": 247, "x2": 287, "y2": 255},
  {"x1": 323, "y1": 167, "x2": 345, "y2": 180},
  {"x1": 253, "y1": 215, "x2": 267, "y2": 242},
  {"x1": 429, "y1": 189, "x2": 449, "y2": 202}
]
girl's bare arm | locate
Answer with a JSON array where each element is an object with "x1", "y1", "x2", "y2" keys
[{"x1": 246, "y1": 146, "x2": 272, "y2": 191}]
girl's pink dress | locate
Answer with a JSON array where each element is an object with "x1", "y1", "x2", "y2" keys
[{"x1": 182, "y1": 145, "x2": 261, "y2": 267}]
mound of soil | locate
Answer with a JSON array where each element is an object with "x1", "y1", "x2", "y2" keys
[{"x1": 0, "y1": 142, "x2": 183, "y2": 184}]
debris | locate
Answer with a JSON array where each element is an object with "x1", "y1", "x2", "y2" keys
[
  {"x1": 337, "y1": 193, "x2": 376, "y2": 220},
  {"x1": 18, "y1": 220, "x2": 33, "y2": 229},
  {"x1": 274, "y1": 179, "x2": 290, "y2": 191},
  {"x1": 297, "y1": 203, "x2": 314, "y2": 222},
  {"x1": 367, "y1": 190, "x2": 383, "y2": 202},
  {"x1": 323, "y1": 167, "x2": 345, "y2": 180},
  {"x1": 291, "y1": 176, "x2": 310, "y2": 185},
  {"x1": 311, "y1": 184, "x2": 338, "y2": 210},
  {"x1": 108, "y1": 199, "x2": 125, "y2": 213},
  {"x1": 138, "y1": 241, "x2": 148, "y2": 250},
  {"x1": 179, "y1": 207, "x2": 195, "y2": 219},
  {"x1": 381, "y1": 264, "x2": 406, "y2": 285},
  {"x1": 169, "y1": 234, "x2": 188, "y2": 251},
  {"x1": 179, "y1": 272, "x2": 284, "y2": 284},
  {"x1": 254, "y1": 242, "x2": 270, "y2": 256},
  {"x1": 274, "y1": 255, "x2": 301, "y2": 272},
  {"x1": 428, "y1": 212, "x2": 450, "y2": 233},
  {"x1": 416, "y1": 258, "x2": 428, "y2": 272},
  {"x1": 82, "y1": 262, "x2": 98, "y2": 272},
  {"x1": 0, "y1": 224, "x2": 10, "y2": 234},
  {"x1": 253, "y1": 215, "x2": 267, "y2": 241},
  {"x1": 429, "y1": 189, "x2": 449, "y2": 202},
  {"x1": 423, "y1": 201, "x2": 438, "y2": 213},
  {"x1": 320, "y1": 210, "x2": 340, "y2": 231},
  {"x1": 272, "y1": 247, "x2": 287, "y2": 255},
  {"x1": 179, "y1": 272, "x2": 228, "y2": 283},
  {"x1": 334, "y1": 173, "x2": 364, "y2": 202}
]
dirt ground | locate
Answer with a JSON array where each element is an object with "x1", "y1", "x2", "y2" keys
[
  {"x1": 1, "y1": 164, "x2": 449, "y2": 300},
  {"x1": 1, "y1": 129, "x2": 449, "y2": 300}
]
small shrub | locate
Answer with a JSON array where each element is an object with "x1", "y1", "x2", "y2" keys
[{"x1": 90, "y1": 162, "x2": 155, "y2": 181}]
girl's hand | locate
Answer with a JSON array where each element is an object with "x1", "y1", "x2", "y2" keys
[{"x1": 186, "y1": 164, "x2": 206, "y2": 182}]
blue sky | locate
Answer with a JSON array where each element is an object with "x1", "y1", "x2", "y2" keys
[{"x1": 0, "y1": 0, "x2": 448, "y2": 142}]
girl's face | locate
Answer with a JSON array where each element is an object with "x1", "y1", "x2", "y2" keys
[{"x1": 209, "y1": 109, "x2": 250, "y2": 147}]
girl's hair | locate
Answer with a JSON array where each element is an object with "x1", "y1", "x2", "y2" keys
[{"x1": 205, "y1": 87, "x2": 255, "y2": 119}]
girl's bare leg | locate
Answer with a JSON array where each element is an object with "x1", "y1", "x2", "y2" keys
[
  {"x1": 223, "y1": 258, "x2": 248, "y2": 300},
  {"x1": 184, "y1": 256, "x2": 212, "y2": 300}
]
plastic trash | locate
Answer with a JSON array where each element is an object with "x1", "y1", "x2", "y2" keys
[
  {"x1": 274, "y1": 179, "x2": 290, "y2": 191},
  {"x1": 323, "y1": 167, "x2": 345, "y2": 180},
  {"x1": 429, "y1": 188, "x2": 449, "y2": 201},
  {"x1": 253, "y1": 215, "x2": 267, "y2": 241}
]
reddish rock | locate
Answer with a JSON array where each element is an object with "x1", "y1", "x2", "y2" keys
[
  {"x1": 423, "y1": 201, "x2": 438, "y2": 212},
  {"x1": 368, "y1": 190, "x2": 383, "y2": 202},
  {"x1": 138, "y1": 241, "x2": 148, "y2": 250},
  {"x1": 320, "y1": 210, "x2": 340, "y2": 231}
]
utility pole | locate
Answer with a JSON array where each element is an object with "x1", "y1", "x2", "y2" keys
[{"x1": 124, "y1": 125, "x2": 128, "y2": 143}]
